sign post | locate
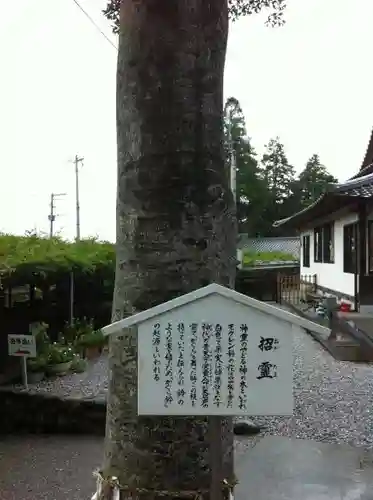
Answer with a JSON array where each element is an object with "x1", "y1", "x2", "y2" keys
[
  {"x1": 21, "y1": 357, "x2": 28, "y2": 390},
  {"x1": 209, "y1": 415, "x2": 224, "y2": 500},
  {"x1": 8, "y1": 334, "x2": 37, "y2": 389},
  {"x1": 102, "y1": 284, "x2": 329, "y2": 499}
]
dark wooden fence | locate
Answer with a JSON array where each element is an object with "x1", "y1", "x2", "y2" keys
[
  {"x1": 236, "y1": 265, "x2": 300, "y2": 302},
  {"x1": 276, "y1": 273, "x2": 317, "y2": 306}
]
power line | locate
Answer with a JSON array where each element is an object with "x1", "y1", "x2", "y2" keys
[{"x1": 71, "y1": 0, "x2": 118, "y2": 51}]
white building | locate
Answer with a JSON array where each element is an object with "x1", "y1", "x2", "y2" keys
[{"x1": 274, "y1": 128, "x2": 373, "y2": 313}]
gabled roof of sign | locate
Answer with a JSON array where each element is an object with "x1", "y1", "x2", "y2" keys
[
  {"x1": 274, "y1": 126, "x2": 373, "y2": 229},
  {"x1": 102, "y1": 283, "x2": 330, "y2": 337}
]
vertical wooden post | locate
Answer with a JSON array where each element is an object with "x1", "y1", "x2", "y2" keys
[
  {"x1": 69, "y1": 271, "x2": 74, "y2": 326},
  {"x1": 358, "y1": 202, "x2": 367, "y2": 309},
  {"x1": 354, "y1": 221, "x2": 359, "y2": 311},
  {"x1": 21, "y1": 357, "x2": 28, "y2": 390},
  {"x1": 277, "y1": 274, "x2": 282, "y2": 305},
  {"x1": 209, "y1": 416, "x2": 224, "y2": 500}
]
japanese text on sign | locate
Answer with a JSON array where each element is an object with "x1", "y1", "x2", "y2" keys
[
  {"x1": 8, "y1": 334, "x2": 37, "y2": 358},
  {"x1": 138, "y1": 314, "x2": 291, "y2": 416}
]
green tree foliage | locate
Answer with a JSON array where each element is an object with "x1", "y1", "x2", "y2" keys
[
  {"x1": 296, "y1": 153, "x2": 338, "y2": 207},
  {"x1": 260, "y1": 137, "x2": 296, "y2": 203},
  {"x1": 258, "y1": 137, "x2": 296, "y2": 234},
  {"x1": 102, "y1": 0, "x2": 286, "y2": 33},
  {"x1": 223, "y1": 97, "x2": 270, "y2": 235},
  {"x1": 222, "y1": 103, "x2": 340, "y2": 237},
  {"x1": 0, "y1": 233, "x2": 115, "y2": 281}
]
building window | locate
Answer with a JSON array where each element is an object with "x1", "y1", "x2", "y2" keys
[
  {"x1": 368, "y1": 221, "x2": 373, "y2": 274},
  {"x1": 314, "y1": 222, "x2": 334, "y2": 263},
  {"x1": 314, "y1": 227, "x2": 322, "y2": 262},
  {"x1": 344, "y1": 223, "x2": 357, "y2": 274},
  {"x1": 302, "y1": 234, "x2": 310, "y2": 268}
]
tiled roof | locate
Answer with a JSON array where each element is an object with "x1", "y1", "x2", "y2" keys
[
  {"x1": 361, "y1": 127, "x2": 373, "y2": 170},
  {"x1": 350, "y1": 126, "x2": 373, "y2": 179},
  {"x1": 238, "y1": 235, "x2": 300, "y2": 258},
  {"x1": 334, "y1": 171, "x2": 373, "y2": 197}
]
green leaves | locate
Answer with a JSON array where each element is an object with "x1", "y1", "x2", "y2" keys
[
  {"x1": 297, "y1": 154, "x2": 338, "y2": 207},
  {"x1": 260, "y1": 137, "x2": 295, "y2": 204},
  {"x1": 0, "y1": 233, "x2": 115, "y2": 280},
  {"x1": 228, "y1": 0, "x2": 286, "y2": 25},
  {"x1": 102, "y1": 0, "x2": 286, "y2": 33},
  {"x1": 102, "y1": 0, "x2": 120, "y2": 34},
  {"x1": 223, "y1": 101, "x2": 339, "y2": 237}
]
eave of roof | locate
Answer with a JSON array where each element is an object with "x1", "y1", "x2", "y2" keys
[
  {"x1": 273, "y1": 192, "x2": 359, "y2": 229},
  {"x1": 273, "y1": 174, "x2": 373, "y2": 229},
  {"x1": 361, "y1": 127, "x2": 373, "y2": 170},
  {"x1": 334, "y1": 171, "x2": 373, "y2": 195},
  {"x1": 350, "y1": 127, "x2": 373, "y2": 179}
]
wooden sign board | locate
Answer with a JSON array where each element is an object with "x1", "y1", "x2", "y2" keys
[{"x1": 103, "y1": 284, "x2": 329, "y2": 417}]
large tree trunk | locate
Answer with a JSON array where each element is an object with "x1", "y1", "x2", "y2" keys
[{"x1": 100, "y1": 0, "x2": 236, "y2": 498}]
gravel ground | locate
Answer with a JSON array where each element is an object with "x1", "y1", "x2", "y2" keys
[
  {"x1": 3, "y1": 355, "x2": 108, "y2": 401},
  {"x1": 2, "y1": 323, "x2": 373, "y2": 498},
  {"x1": 4, "y1": 320, "x2": 373, "y2": 451},
  {"x1": 238, "y1": 324, "x2": 373, "y2": 451}
]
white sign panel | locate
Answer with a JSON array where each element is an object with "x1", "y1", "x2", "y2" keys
[
  {"x1": 137, "y1": 293, "x2": 293, "y2": 416},
  {"x1": 8, "y1": 334, "x2": 37, "y2": 357}
]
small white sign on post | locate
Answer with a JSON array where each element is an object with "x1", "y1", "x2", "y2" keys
[
  {"x1": 8, "y1": 334, "x2": 36, "y2": 358},
  {"x1": 8, "y1": 334, "x2": 37, "y2": 390}
]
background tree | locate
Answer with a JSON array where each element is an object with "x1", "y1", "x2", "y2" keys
[
  {"x1": 260, "y1": 137, "x2": 295, "y2": 203},
  {"x1": 224, "y1": 97, "x2": 270, "y2": 236},
  {"x1": 296, "y1": 154, "x2": 338, "y2": 207},
  {"x1": 258, "y1": 137, "x2": 295, "y2": 234},
  {"x1": 97, "y1": 2, "x2": 287, "y2": 499}
]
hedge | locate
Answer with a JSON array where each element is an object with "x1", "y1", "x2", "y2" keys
[{"x1": 0, "y1": 233, "x2": 116, "y2": 283}]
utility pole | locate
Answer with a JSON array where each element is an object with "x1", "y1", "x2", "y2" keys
[
  {"x1": 69, "y1": 154, "x2": 83, "y2": 328},
  {"x1": 48, "y1": 193, "x2": 67, "y2": 238},
  {"x1": 73, "y1": 154, "x2": 84, "y2": 241},
  {"x1": 227, "y1": 114, "x2": 237, "y2": 203}
]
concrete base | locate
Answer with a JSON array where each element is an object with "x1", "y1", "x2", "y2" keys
[
  {"x1": 359, "y1": 305, "x2": 373, "y2": 315},
  {"x1": 329, "y1": 340, "x2": 366, "y2": 362},
  {"x1": 235, "y1": 436, "x2": 373, "y2": 500}
]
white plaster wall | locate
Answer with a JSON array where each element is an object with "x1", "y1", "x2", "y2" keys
[{"x1": 300, "y1": 212, "x2": 358, "y2": 297}]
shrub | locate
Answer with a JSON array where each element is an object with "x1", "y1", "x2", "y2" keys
[
  {"x1": 0, "y1": 233, "x2": 115, "y2": 282},
  {"x1": 63, "y1": 317, "x2": 96, "y2": 345},
  {"x1": 71, "y1": 354, "x2": 88, "y2": 373},
  {"x1": 27, "y1": 356, "x2": 47, "y2": 373},
  {"x1": 242, "y1": 250, "x2": 296, "y2": 267},
  {"x1": 47, "y1": 344, "x2": 75, "y2": 365},
  {"x1": 30, "y1": 322, "x2": 50, "y2": 355},
  {"x1": 77, "y1": 329, "x2": 106, "y2": 349}
]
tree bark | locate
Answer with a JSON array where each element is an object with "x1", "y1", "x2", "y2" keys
[{"x1": 101, "y1": 0, "x2": 236, "y2": 498}]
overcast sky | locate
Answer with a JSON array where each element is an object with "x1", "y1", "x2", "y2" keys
[{"x1": 0, "y1": 0, "x2": 372, "y2": 242}]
